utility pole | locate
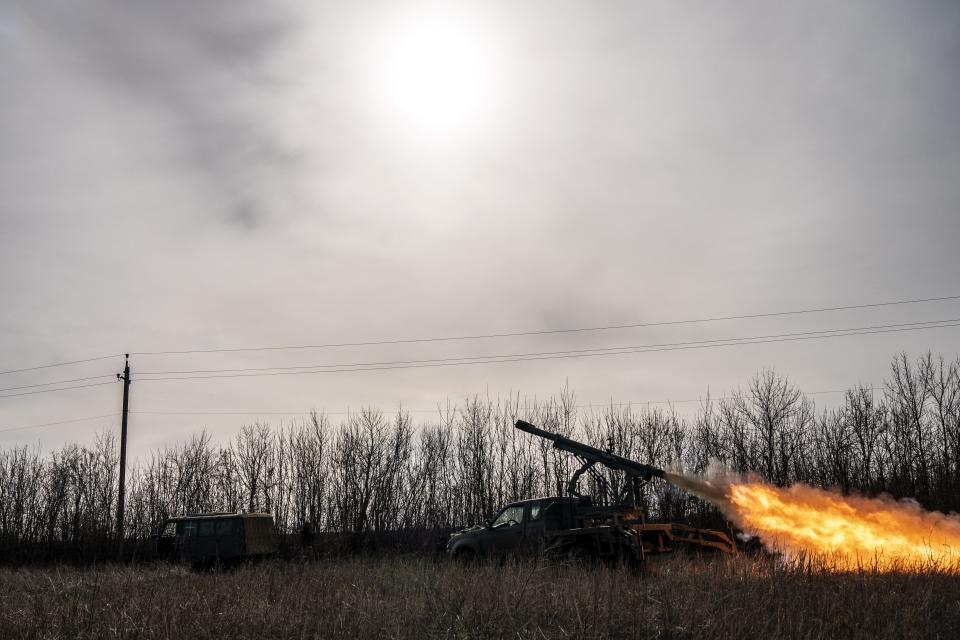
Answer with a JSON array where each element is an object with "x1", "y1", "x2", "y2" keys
[{"x1": 116, "y1": 354, "x2": 131, "y2": 561}]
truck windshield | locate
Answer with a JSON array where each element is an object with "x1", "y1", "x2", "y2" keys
[{"x1": 491, "y1": 505, "x2": 524, "y2": 528}]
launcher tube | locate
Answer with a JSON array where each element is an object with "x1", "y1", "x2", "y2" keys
[{"x1": 515, "y1": 420, "x2": 665, "y2": 480}]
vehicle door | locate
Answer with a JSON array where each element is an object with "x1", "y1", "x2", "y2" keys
[
  {"x1": 481, "y1": 504, "x2": 525, "y2": 555},
  {"x1": 521, "y1": 501, "x2": 548, "y2": 551},
  {"x1": 176, "y1": 519, "x2": 199, "y2": 562},
  {"x1": 197, "y1": 518, "x2": 217, "y2": 561},
  {"x1": 156, "y1": 521, "x2": 177, "y2": 559},
  {"x1": 215, "y1": 517, "x2": 243, "y2": 560}
]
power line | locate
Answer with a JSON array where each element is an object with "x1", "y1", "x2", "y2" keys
[
  {"x1": 3, "y1": 294, "x2": 958, "y2": 377},
  {"x1": 0, "y1": 386, "x2": 869, "y2": 437},
  {"x1": 0, "y1": 354, "x2": 122, "y2": 377},
  {"x1": 134, "y1": 318, "x2": 960, "y2": 382},
  {"x1": 575, "y1": 387, "x2": 873, "y2": 408},
  {"x1": 0, "y1": 413, "x2": 120, "y2": 435},
  {"x1": 128, "y1": 387, "x2": 872, "y2": 418},
  {"x1": 0, "y1": 374, "x2": 116, "y2": 394},
  {"x1": 130, "y1": 294, "x2": 960, "y2": 357},
  {"x1": 0, "y1": 381, "x2": 116, "y2": 400},
  {"x1": 138, "y1": 317, "x2": 957, "y2": 376},
  {"x1": 132, "y1": 410, "x2": 314, "y2": 416},
  {"x1": 5, "y1": 318, "x2": 941, "y2": 392},
  {"x1": 0, "y1": 384, "x2": 875, "y2": 437}
]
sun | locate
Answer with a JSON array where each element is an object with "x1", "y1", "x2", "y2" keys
[{"x1": 363, "y1": 9, "x2": 501, "y2": 144}]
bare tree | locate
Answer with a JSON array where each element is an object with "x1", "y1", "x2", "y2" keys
[
  {"x1": 734, "y1": 369, "x2": 806, "y2": 485},
  {"x1": 234, "y1": 423, "x2": 274, "y2": 513},
  {"x1": 5, "y1": 354, "x2": 960, "y2": 560}
]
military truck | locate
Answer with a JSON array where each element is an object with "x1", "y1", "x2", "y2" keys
[
  {"x1": 445, "y1": 496, "x2": 579, "y2": 560},
  {"x1": 155, "y1": 512, "x2": 278, "y2": 568},
  {"x1": 445, "y1": 421, "x2": 736, "y2": 564}
]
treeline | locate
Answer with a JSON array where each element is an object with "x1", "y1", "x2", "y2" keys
[{"x1": 0, "y1": 351, "x2": 957, "y2": 561}]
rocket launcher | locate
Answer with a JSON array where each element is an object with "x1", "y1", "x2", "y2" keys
[
  {"x1": 515, "y1": 419, "x2": 739, "y2": 555},
  {"x1": 515, "y1": 420, "x2": 665, "y2": 500}
]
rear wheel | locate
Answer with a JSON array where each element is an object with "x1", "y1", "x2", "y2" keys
[
  {"x1": 566, "y1": 544, "x2": 593, "y2": 565},
  {"x1": 611, "y1": 543, "x2": 644, "y2": 572}
]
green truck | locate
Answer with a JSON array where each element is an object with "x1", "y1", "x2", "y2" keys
[{"x1": 154, "y1": 512, "x2": 278, "y2": 568}]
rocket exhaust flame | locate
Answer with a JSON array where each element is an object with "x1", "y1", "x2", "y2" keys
[{"x1": 664, "y1": 471, "x2": 960, "y2": 572}]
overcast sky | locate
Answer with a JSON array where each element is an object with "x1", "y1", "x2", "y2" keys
[{"x1": 2, "y1": 0, "x2": 959, "y2": 459}]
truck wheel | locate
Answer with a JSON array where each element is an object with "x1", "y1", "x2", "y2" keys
[
  {"x1": 566, "y1": 545, "x2": 592, "y2": 565},
  {"x1": 611, "y1": 546, "x2": 643, "y2": 572}
]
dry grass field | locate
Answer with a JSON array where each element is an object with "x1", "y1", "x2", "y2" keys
[{"x1": 0, "y1": 554, "x2": 957, "y2": 639}]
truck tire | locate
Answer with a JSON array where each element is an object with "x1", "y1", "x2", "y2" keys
[{"x1": 566, "y1": 544, "x2": 592, "y2": 565}]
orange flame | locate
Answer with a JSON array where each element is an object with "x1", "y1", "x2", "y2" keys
[{"x1": 665, "y1": 472, "x2": 960, "y2": 572}]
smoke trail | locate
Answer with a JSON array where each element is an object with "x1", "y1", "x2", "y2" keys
[{"x1": 663, "y1": 470, "x2": 731, "y2": 505}]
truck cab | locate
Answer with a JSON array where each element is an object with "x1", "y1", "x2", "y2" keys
[{"x1": 445, "y1": 497, "x2": 578, "y2": 558}]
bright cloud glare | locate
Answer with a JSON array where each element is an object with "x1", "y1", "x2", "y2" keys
[{"x1": 363, "y1": 9, "x2": 502, "y2": 144}]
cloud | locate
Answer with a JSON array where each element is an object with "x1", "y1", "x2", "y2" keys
[
  {"x1": 1, "y1": 1, "x2": 959, "y2": 455},
  {"x1": 3, "y1": 0, "x2": 300, "y2": 231}
]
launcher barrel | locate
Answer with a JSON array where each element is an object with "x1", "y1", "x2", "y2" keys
[{"x1": 515, "y1": 420, "x2": 665, "y2": 481}]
